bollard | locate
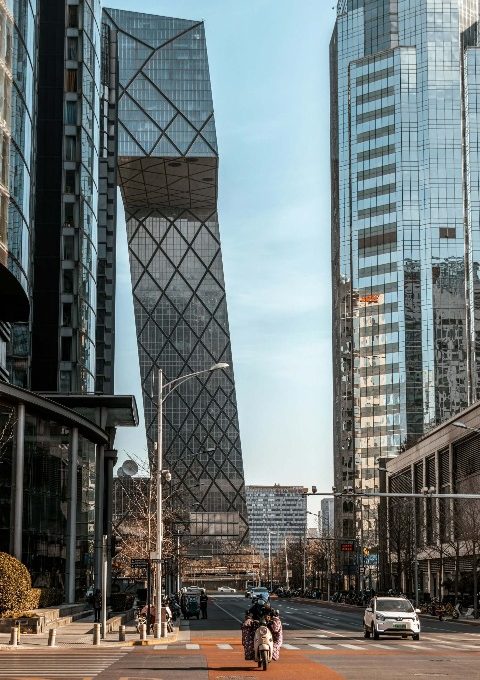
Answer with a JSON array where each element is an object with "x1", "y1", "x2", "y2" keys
[
  {"x1": 9, "y1": 626, "x2": 18, "y2": 646},
  {"x1": 139, "y1": 623, "x2": 147, "y2": 641},
  {"x1": 48, "y1": 628, "x2": 56, "y2": 647},
  {"x1": 118, "y1": 625, "x2": 126, "y2": 642},
  {"x1": 93, "y1": 622, "x2": 101, "y2": 646},
  {"x1": 153, "y1": 623, "x2": 160, "y2": 638}
]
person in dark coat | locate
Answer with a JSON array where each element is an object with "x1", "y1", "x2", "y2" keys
[
  {"x1": 92, "y1": 589, "x2": 102, "y2": 623},
  {"x1": 180, "y1": 591, "x2": 188, "y2": 619},
  {"x1": 200, "y1": 590, "x2": 208, "y2": 619}
]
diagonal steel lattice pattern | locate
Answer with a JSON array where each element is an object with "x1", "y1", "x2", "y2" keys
[{"x1": 104, "y1": 9, "x2": 249, "y2": 548}]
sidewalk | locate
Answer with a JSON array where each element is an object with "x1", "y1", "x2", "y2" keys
[{"x1": 0, "y1": 613, "x2": 179, "y2": 649}]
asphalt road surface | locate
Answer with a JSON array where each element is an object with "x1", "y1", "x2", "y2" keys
[{"x1": 1, "y1": 596, "x2": 479, "y2": 679}]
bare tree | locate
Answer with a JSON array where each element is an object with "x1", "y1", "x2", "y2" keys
[{"x1": 388, "y1": 498, "x2": 415, "y2": 593}]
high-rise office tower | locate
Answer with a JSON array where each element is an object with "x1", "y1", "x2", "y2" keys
[
  {"x1": 31, "y1": 0, "x2": 102, "y2": 393},
  {"x1": 331, "y1": 0, "x2": 480, "y2": 545},
  {"x1": 6, "y1": 0, "x2": 38, "y2": 387},
  {"x1": 2, "y1": 1, "x2": 36, "y2": 384},
  {"x1": 103, "y1": 9, "x2": 249, "y2": 549},
  {"x1": 245, "y1": 485, "x2": 307, "y2": 557}
]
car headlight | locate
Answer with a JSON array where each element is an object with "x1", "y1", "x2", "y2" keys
[{"x1": 375, "y1": 613, "x2": 385, "y2": 621}]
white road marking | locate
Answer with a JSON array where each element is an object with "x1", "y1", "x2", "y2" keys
[
  {"x1": 368, "y1": 643, "x2": 396, "y2": 650},
  {"x1": 283, "y1": 643, "x2": 299, "y2": 650},
  {"x1": 309, "y1": 643, "x2": 333, "y2": 650},
  {"x1": 315, "y1": 634, "x2": 328, "y2": 638},
  {"x1": 318, "y1": 629, "x2": 345, "y2": 637},
  {"x1": 217, "y1": 643, "x2": 233, "y2": 649},
  {"x1": 402, "y1": 644, "x2": 431, "y2": 650},
  {"x1": 186, "y1": 643, "x2": 200, "y2": 649},
  {"x1": 339, "y1": 644, "x2": 367, "y2": 651},
  {"x1": 211, "y1": 599, "x2": 244, "y2": 624}
]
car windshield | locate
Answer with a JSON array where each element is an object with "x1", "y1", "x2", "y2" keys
[{"x1": 376, "y1": 599, "x2": 414, "y2": 613}]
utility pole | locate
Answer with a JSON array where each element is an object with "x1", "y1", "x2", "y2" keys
[{"x1": 285, "y1": 537, "x2": 289, "y2": 590}]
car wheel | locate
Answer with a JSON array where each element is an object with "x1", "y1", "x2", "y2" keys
[
  {"x1": 364, "y1": 624, "x2": 371, "y2": 639},
  {"x1": 413, "y1": 633, "x2": 420, "y2": 641},
  {"x1": 372, "y1": 624, "x2": 379, "y2": 640}
]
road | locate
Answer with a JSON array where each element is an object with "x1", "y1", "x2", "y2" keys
[{"x1": 0, "y1": 596, "x2": 479, "y2": 679}]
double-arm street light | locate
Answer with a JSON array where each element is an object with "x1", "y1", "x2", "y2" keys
[{"x1": 155, "y1": 361, "x2": 229, "y2": 637}]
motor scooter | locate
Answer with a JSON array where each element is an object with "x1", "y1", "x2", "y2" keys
[{"x1": 254, "y1": 619, "x2": 273, "y2": 671}]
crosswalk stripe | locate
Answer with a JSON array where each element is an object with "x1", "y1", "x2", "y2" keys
[
  {"x1": 368, "y1": 643, "x2": 396, "y2": 650},
  {"x1": 186, "y1": 643, "x2": 200, "y2": 649},
  {"x1": 283, "y1": 643, "x2": 299, "y2": 650},
  {"x1": 309, "y1": 643, "x2": 333, "y2": 650},
  {"x1": 402, "y1": 644, "x2": 430, "y2": 650},
  {"x1": 339, "y1": 644, "x2": 367, "y2": 651},
  {"x1": 318, "y1": 629, "x2": 344, "y2": 637},
  {"x1": 217, "y1": 643, "x2": 233, "y2": 649}
]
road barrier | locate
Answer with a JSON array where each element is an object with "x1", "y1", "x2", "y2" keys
[{"x1": 48, "y1": 628, "x2": 56, "y2": 647}]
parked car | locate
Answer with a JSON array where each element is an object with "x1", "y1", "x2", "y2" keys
[
  {"x1": 250, "y1": 586, "x2": 270, "y2": 603},
  {"x1": 217, "y1": 586, "x2": 236, "y2": 593},
  {"x1": 364, "y1": 596, "x2": 421, "y2": 640}
]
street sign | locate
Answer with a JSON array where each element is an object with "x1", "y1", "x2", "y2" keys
[
  {"x1": 131, "y1": 558, "x2": 149, "y2": 569},
  {"x1": 341, "y1": 542, "x2": 354, "y2": 552}
]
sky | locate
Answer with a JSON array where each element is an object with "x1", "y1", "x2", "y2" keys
[{"x1": 111, "y1": 0, "x2": 337, "y2": 521}]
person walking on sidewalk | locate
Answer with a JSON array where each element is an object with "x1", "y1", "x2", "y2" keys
[
  {"x1": 93, "y1": 589, "x2": 102, "y2": 623},
  {"x1": 200, "y1": 589, "x2": 209, "y2": 619}
]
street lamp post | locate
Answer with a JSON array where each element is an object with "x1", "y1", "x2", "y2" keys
[{"x1": 154, "y1": 362, "x2": 229, "y2": 638}]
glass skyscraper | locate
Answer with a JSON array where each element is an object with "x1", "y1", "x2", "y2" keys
[
  {"x1": 331, "y1": 0, "x2": 480, "y2": 547},
  {"x1": 103, "y1": 9, "x2": 249, "y2": 549}
]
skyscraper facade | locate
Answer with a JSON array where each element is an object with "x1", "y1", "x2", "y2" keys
[
  {"x1": 245, "y1": 485, "x2": 307, "y2": 557},
  {"x1": 331, "y1": 0, "x2": 480, "y2": 545},
  {"x1": 7, "y1": 0, "x2": 38, "y2": 387},
  {"x1": 31, "y1": 0, "x2": 102, "y2": 394},
  {"x1": 102, "y1": 9, "x2": 249, "y2": 549}
]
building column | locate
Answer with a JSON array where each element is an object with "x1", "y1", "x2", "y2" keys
[
  {"x1": 103, "y1": 449, "x2": 117, "y2": 596},
  {"x1": 65, "y1": 427, "x2": 79, "y2": 604},
  {"x1": 94, "y1": 445, "x2": 105, "y2": 588},
  {"x1": 11, "y1": 403, "x2": 25, "y2": 560}
]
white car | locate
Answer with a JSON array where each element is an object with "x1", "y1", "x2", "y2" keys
[
  {"x1": 217, "y1": 586, "x2": 236, "y2": 593},
  {"x1": 364, "y1": 597, "x2": 421, "y2": 640}
]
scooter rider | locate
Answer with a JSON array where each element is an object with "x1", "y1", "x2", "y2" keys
[{"x1": 248, "y1": 596, "x2": 272, "y2": 621}]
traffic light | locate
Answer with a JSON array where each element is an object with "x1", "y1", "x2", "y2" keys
[
  {"x1": 111, "y1": 535, "x2": 122, "y2": 558},
  {"x1": 312, "y1": 485, "x2": 317, "y2": 494}
]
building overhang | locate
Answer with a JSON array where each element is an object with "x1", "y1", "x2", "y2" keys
[
  {"x1": 118, "y1": 156, "x2": 218, "y2": 211},
  {"x1": 0, "y1": 263, "x2": 29, "y2": 322},
  {"x1": 0, "y1": 383, "x2": 109, "y2": 444},
  {"x1": 38, "y1": 393, "x2": 139, "y2": 429}
]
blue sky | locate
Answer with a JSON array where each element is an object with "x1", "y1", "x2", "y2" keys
[{"x1": 111, "y1": 0, "x2": 337, "y2": 516}]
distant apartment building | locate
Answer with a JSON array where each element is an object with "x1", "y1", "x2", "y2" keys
[
  {"x1": 245, "y1": 485, "x2": 307, "y2": 556},
  {"x1": 319, "y1": 498, "x2": 334, "y2": 537}
]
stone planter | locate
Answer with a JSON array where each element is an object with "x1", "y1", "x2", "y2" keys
[{"x1": 0, "y1": 615, "x2": 46, "y2": 633}]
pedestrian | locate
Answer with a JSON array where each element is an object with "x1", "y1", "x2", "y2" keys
[
  {"x1": 200, "y1": 589, "x2": 208, "y2": 619},
  {"x1": 92, "y1": 588, "x2": 102, "y2": 623},
  {"x1": 180, "y1": 590, "x2": 188, "y2": 619}
]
